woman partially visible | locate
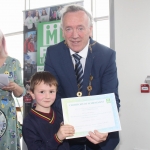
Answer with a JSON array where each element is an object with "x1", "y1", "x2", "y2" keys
[
  {"x1": 40, "y1": 8, "x2": 49, "y2": 22},
  {"x1": 0, "y1": 29, "x2": 26, "y2": 150},
  {"x1": 33, "y1": 10, "x2": 40, "y2": 29}
]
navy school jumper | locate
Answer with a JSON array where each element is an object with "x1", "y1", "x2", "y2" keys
[{"x1": 22, "y1": 107, "x2": 70, "y2": 150}]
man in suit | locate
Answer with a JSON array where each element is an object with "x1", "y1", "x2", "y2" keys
[{"x1": 44, "y1": 4, "x2": 120, "y2": 150}]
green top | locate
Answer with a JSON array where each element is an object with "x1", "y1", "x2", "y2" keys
[{"x1": 0, "y1": 56, "x2": 26, "y2": 150}]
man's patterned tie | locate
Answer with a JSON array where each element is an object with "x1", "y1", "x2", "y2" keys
[{"x1": 72, "y1": 53, "x2": 83, "y2": 92}]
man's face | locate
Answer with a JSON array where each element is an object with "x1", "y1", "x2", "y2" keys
[{"x1": 62, "y1": 11, "x2": 93, "y2": 53}]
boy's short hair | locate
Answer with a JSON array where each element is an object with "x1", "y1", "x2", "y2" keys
[{"x1": 30, "y1": 71, "x2": 58, "y2": 92}]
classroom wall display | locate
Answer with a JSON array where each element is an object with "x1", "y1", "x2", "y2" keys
[{"x1": 23, "y1": 1, "x2": 84, "y2": 117}]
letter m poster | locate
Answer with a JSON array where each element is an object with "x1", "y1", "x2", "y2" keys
[{"x1": 37, "y1": 20, "x2": 64, "y2": 71}]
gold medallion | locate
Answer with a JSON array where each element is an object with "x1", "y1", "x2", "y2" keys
[
  {"x1": 87, "y1": 86, "x2": 92, "y2": 91},
  {"x1": 77, "y1": 92, "x2": 82, "y2": 97}
]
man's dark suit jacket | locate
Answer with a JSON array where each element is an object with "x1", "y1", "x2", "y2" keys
[{"x1": 44, "y1": 38, "x2": 120, "y2": 150}]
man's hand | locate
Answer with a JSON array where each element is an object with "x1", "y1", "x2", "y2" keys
[{"x1": 86, "y1": 130, "x2": 108, "y2": 144}]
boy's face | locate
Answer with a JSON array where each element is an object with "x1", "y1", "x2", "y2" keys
[{"x1": 30, "y1": 81, "x2": 57, "y2": 112}]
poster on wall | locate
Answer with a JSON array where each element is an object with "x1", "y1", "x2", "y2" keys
[
  {"x1": 37, "y1": 20, "x2": 64, "y2": 71},
  {"x1": 23, "y1": 1, "x2": 84, "y2": 117}
]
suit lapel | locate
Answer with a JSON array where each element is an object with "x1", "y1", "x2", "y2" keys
[
  {"x1": 82, "y1": 38, "x2": 96, "y2": 96},
  {"x1": 82, "y1": 49, "x2": 94, "y2": 96}
]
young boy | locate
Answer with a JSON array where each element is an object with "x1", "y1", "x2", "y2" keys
[{"x1": 22, "y1": 71, "x2": 75, "y2": 150}]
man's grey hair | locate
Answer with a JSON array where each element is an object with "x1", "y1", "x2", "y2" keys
[{"x1": 60, "y1": 4, "x2": 93, "y2": 29}]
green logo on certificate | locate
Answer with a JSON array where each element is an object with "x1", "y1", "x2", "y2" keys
[{"x1": 106, "y1": 98, "x2": 111, "y2": 103}]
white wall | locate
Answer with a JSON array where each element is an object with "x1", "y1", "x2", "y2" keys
[{"x1": 115, "y1": 1, "x2": 150, "y2": 150}]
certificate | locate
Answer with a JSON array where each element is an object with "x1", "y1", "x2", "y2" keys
[
  {"x1": 61, "y1": 93, "x2": 121, "y2": 139},
  {"x1": 0, "y1": 74, "x2": 9, "y2": 89}
]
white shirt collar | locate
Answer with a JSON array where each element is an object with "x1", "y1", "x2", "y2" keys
[{"x1": 69, "y1": 40, "x2": 89, "y2": 59}]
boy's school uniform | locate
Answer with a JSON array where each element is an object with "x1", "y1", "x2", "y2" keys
[{"x1": 22, "y1": 107, "x2": 69, "y2": 150}]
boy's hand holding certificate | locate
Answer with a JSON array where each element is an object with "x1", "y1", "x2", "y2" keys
[{"x1": 61, "y1": 93, "x2": 121, "y2": 139}]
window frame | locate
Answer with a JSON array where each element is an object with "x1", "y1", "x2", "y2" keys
[{"x1": 92, "y1": 0, "x2": 114, "y2": 49}]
